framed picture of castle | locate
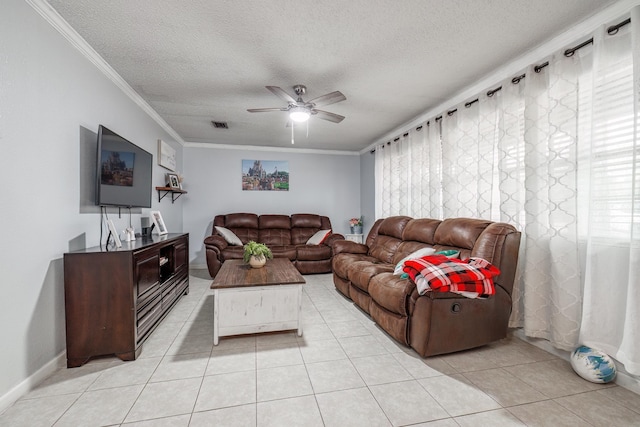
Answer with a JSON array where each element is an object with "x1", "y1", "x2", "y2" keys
[{"x1": 242, "y1": 160, "x2": 289, "y2": 191}]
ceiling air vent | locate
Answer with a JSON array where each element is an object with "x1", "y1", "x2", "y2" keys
[{"x1": 211, "y1": 121, "x2": 229, "y2": 129}]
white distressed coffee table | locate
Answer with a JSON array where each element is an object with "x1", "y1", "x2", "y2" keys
[{"x1": 210, "y1": 258, "x2": 306, "y2": 345}]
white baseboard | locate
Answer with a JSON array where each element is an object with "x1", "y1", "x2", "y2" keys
[
  {"x1": 513, "y1": 329, "x2": 640, "y2": 395},
  {"x1": 0, "y1": 351, "x2": 66, "y2": 415}
]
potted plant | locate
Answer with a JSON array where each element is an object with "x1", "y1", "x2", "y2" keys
[
  {"x1": 349, "y1": 216, "x2": 363, "y2": 234},
  {"x1": 243, "y1": 241, "x2": 273, "y2": 268}
]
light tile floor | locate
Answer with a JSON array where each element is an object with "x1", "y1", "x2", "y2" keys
[{"x1": 3, "y1": 271, "x2": 640, "y2": 426}]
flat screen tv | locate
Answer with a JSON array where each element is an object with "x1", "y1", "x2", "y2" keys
[{"x1": 96, "y1": 125, "x2": 153, "y2": 208}]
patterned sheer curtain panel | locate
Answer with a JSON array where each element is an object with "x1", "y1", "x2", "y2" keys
[
  {"x1": 513, "y1": 56, "x2": 582, "y2": 350},
  {"x1": 374, "y1": 7, "x2": 640, "y2": 375},
  {"x1": 375, "y1": 124, "x2": 430, "y2": 218},
  {"x1": 576, "y1": 13, "x2": 640, "y2": 375}
]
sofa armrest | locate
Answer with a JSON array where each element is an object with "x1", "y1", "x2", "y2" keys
[
  {"x1": 204, "y1": 234, "x2": 228, "y2": 250},
  {"x1": 324, "y1": 233, "x2": 344, "y2": 248},
  {"x1": 332, "y1": 240, "x2": 369, "y2": 255}
]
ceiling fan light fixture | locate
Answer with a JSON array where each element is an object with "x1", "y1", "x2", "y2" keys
[{"x1": 289, "y1": 107, "x2": 310, "y2": 123}]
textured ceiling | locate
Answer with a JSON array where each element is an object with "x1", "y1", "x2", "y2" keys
[{"x1": 47, "y1": 0, "x2": 617, "y2": 151}]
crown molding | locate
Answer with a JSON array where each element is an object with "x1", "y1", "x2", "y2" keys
[
  {"x1": 183, "y1": 141, "x2": 360, "y2": 156},
  {"x1": 26, "y1": 0, "x2": 185, "y2": 146},
  {"x1": 365, "y1": 0, "x2": 640, "y2": 153}
]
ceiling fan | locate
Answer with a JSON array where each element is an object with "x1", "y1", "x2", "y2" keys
[{"x1": 247, "y1": 85, "x2": 346, "y2": 124}]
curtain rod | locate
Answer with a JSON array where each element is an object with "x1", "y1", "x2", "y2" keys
[
  {"x1": 371, "y1": 16, "x2": 631, "y2": 153},
  {"x1": 566, "y1": 17, "x2": 630, "y2": 56},
  {"x1": 438, "y1": 17, "x2": 630, "y2": 120}
]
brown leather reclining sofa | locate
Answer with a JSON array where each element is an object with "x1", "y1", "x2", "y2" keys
[
  {"x1": 205, "y1": 213, "x2": 344, "y2": 278},
  {"x1": 332, "y1": 216, "x2": 521, "y2": 357}
]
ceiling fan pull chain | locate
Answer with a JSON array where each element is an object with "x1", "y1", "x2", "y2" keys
[
  {"x1": 291, "y1": 122, "x2": 295, "y2": 144},
  {"x1": 306, "y1": 120, "x2": 309, "y2": 138}
]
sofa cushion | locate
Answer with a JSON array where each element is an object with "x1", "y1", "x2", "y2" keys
[
  {"x1": 259, "y1": 214, "x2": 291, "y2": 229},
  {"x1": 369, "y1": 235, "x2": 403, "y2": 264},
  {"x1": 402, "y1": 218, "x2": 441, "y2": 244},
  {"x1": 291, "y1": 214, "x2": 332, "y2": 245},
  {"x1": 269, "y1": 245, "x2": 297, "y2": 260},
  {"x1": 215, "y1": 226, "x2": 242, "y2": 246},
  {"x1": 297, "y1": 244, "x2": 332, "y2": 261},
  {"x1": 291, "y1": 213, "x2": 322, "y2": 228},
  {"x1": 367, "y1": 217, "x2": 411, "y2": 263},
  {"x1": 258, "y1": 215, "x2": 292, "y2": 245},
  {"x1": 434, "y1": 218, "x2": 492, "y2": 249},
  {"x1": 347, "y1": 262, "x2": 394, "y2": 293},
  {"x1": 369, "y1": 273, "x2": 415, "y2": 316},
  {"x1": 224, "y1": 213, "x2": 259, "y2": 228},
  {"x1": 258, "y1": 229, "x2": 292, "y2": 246},
  {"x1": 332, "y1": 253, "x2": 377, "y2": 278},
  {"x1": 378, "y1": 216, "x2": 412, "y2": 239}
]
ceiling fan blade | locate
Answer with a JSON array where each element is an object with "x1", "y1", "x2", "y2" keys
[
  {"x1": 313, "y1": 109, "x2": 345, "y2": 123},
  {"x1": 247, "y1": 107, "x2": 288, "y2": 113},
  {"x1": 266, "y1": 86, "x2": 297, "y2": 104},
  {"x1": 307, "y1": 91, "x2": 346, "y2": 108}
]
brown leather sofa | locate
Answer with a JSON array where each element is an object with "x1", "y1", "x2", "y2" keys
[
  {"x1": 205, "y1": 213, "x2": 344, "y2": 278},
  {"x1": 332, "y1": 216, "x2": 521, "y2": 357}
]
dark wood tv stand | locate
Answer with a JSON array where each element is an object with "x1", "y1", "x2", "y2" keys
[{"x1": 63, "y1": 233, "x2": 189, "y2": 367}]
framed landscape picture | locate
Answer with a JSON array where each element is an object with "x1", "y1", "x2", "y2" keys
[{"x1": 242, "y1": 159, "x2": 289, "y2": 191}]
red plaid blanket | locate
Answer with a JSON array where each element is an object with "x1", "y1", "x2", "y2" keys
[{"x1": 402, "y1": 255, "x2": 500, "y2": 298}]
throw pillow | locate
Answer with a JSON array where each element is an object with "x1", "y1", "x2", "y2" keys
[
  {"x1": 435, "y1": 249, "x2": 460, "y2": 258},
  {"x1": 307, "y1": 229, "x2": 332, "y2": 245},
  {"x1": 393, "y1": 247, "x2": 436, "y2": 275},
  {"x1": 215, "y1": 226, "x2": 242, "y2": 246}
]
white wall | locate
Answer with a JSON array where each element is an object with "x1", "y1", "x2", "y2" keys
[
  {"x1": 183, "y1": 145, "x2": 361, "y2": 268},
  {"x1": 0, "y1": 0, "x2": 184, "y2": 409}
]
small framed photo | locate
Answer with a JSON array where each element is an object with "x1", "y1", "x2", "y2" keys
[
  {"x1": 167, "y1": 173, "x2": 180, "y2": 189},
  {"x1": 150, "y1": 210, "x2": 168, "y2": 235},
  {"x1": 105, "y1": 219, "x2": 122, "y2": 248}
]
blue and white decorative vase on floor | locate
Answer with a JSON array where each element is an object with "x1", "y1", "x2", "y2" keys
[{"x1": 570, "y1": 345, "x2": 616, "y2": 383}]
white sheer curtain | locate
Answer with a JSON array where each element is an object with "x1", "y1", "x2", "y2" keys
[
  {"x1": 374, "y1": 7, "x2": 640, "y2": 375},
  {"x1": 577, "y1": 11, "x2": 640, "y2": 374},
  {"x1": 441, "y1": 97, "x2": 501, "y2": 220},
  {"x1": 515, "y1": 57, "x2": 583, "y2": 349},
  {"x1": 375, "y1": 123, "x2": 432, "y2": 218}
]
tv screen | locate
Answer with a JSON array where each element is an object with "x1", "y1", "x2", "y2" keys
[{"x1": 96, "y1": 125, "x2": 153, "y2": 208}]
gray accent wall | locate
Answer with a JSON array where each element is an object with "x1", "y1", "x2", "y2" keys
[
  {"x1": 183, "y1": 146, "x2": 361, "y2": 268},
  {"x1": 360, "y1": 150, "x2": 376, "y2": 237},
  {"x1": 1, "y1": 0, "x2": 183, "y2": 405}
]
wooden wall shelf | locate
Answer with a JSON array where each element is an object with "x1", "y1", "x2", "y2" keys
[{"x1": 156, "y1": 186, "x2": 187, "y2": 203}]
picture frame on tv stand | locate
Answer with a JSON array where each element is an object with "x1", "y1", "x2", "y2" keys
[
  {"x1": 150, "y1": 210, "x2": 168, "y2": 235},
  {"x1": 105, "y1": 219, "x2": 122, "y2": 248}
]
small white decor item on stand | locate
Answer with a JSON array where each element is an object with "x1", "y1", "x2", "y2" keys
[
  {"x1": 122, "y1": 227, "x2": 136, "y2": 242},
  {"x1": 570, "y1": 345, "x2": 616, "y2": 383}
]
